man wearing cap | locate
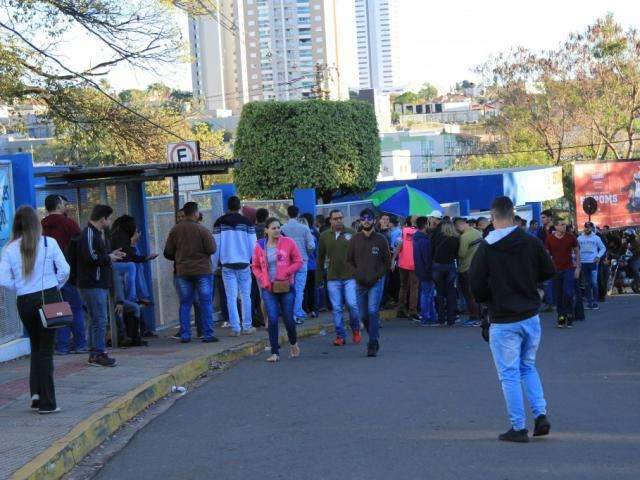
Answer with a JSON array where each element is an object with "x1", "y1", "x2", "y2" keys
[{"x1": 577, "y1": 222, "x2": 606, "y2": 310}]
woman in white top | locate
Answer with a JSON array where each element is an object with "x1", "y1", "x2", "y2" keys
[{"x1": 0, "y1": 206, "x2": 70, "y2": 414}]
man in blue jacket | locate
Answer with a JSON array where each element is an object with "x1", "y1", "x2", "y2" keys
[{"x1": 413, "y1": 216, "x2": 436, "y2": 325}]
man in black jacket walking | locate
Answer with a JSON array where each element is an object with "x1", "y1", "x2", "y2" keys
[
  {"x1": 77, "y1": 205, "x2": 125, "y2": 367},
  {"x1": 470, "y1": 196, "x2": 556, "y2": 443}
]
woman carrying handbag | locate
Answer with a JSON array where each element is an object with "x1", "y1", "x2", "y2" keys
[
  {"x1": 251, "y1": 217, "x2": 303, "y2": 363},
  {"x1": 0, "y1": 206, "x2": 70, "y2": 414}
]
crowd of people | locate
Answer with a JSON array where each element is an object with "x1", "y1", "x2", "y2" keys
[{"x1": 1, "y1": 191, "x2": 637, "y2": 442}]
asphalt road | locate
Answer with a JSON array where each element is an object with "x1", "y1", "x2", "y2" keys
[{"x1": 96, "y1": 296, "x2": 640, "y2": 480}]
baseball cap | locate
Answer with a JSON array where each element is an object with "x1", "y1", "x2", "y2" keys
[
  {"x1": 584, "y1": 221, "x2": 594, "y2": 228},
  {"x1": 429, "y1": 210, "x2": 443, "y2": 219}
]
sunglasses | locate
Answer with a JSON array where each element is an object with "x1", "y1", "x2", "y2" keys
[{"x1": 360, "y1": 215, "x2": 374, "y2": 222}]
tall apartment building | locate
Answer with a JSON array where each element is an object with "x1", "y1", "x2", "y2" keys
[
  {"x1": 354, "y1": 0, "x2": 400, "y2": 93},
  {"x1": 189, "y1": 0, "x2": 352, "y2": 116}
]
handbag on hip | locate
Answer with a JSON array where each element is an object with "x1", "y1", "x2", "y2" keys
[
  {"x1": 272, "y1": 280, "x2": 290, "y2": 294},
  {"x1": 38, "y1": 236, "x2": 73, "y2": 329}
]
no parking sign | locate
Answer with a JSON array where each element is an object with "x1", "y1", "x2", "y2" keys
[{"x1": 166, "y1": 141, "x2": 202, "y2": 191}]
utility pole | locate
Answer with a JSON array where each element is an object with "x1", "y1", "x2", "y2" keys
[{"x1": 313, "y1": 63, "x2": 330, "y2": 100}]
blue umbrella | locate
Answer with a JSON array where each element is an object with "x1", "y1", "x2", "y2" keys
[{"x1": 368, "y1": 185, "x2": 443, "y2": 217}]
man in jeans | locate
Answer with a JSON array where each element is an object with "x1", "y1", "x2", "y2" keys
[
  {"x1": 164, "y1": 202, "x2": 218, "y2": 343},
  {"x1": 41, "y1": 194, "x2": 87, "y2": 355},
  {"x1": 545, "y1": 219, "x2": 581, "y2": 328},
  {"x1": 577, "y1": 222, "x2": 606, "y2": 310},
  {"x1": 77, "y1": 205, "x2": 126, "y2": 367},
  {"x1": 213, "y1": 196, "x2": 257, "y2": 336},
  {"x1": 281, "y1": 205, "x2": 315, "y2": 325},
  {"x1": 347, "y1": 208, "x2": 390, "y2": 356},
  {"x1": 413, "y1": 217, "x2": 436, "y2": 325},
  {"x1": 317, "y1": 209, "x2": 360, "y2": 346},
  {"x1": 470, "y1": 196, "x2": 555, "y2": 443}
]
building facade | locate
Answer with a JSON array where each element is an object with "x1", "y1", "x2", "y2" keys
[
  {"x1": 354, "y1": 0, "x2": 399, "y2": 93},
  {"x1": 189, "y1": 0, "x2": 351, "y2": 116}
]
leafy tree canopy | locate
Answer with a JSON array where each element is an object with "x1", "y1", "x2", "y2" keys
[{"x1": 234, "y1": 100, "x2": 380, "y2": 202}]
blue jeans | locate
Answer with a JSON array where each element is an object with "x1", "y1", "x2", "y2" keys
[
  {"x1": 432, "y1": 263, "x2": 457, "y2": 325},
  {"x1": 112, "y1": 262, "x2": 137, "y2": 302},
  {"x1": 293, "y1": 263, "x2": 308, "y2": 319},
  {"x1": 553, "y1": 268, "x2": 575, "y2": 319},
  {"x1": 55, "y1": 283, "x2": 87, "y2": 352},
  {"x1": 581, "y1": 262, "x2": 598, "y2": 306},
  {"x1": 489, "y1": 315, "x2": 547, "y2": 430},
  {"x1": 78, "y1": 288, "x2": 109, "y2": 354},
  {"x1": 175, "y1": 275, "x2": 214, "y2": 341},
  {"x1": 542, "y1": 279, "x2": 554, "y2": 306},
  {"x1": 419, "y1": 280, "x2": 437, "y2": 324},
  {"x1": 262, "y1": 289, "x2": 297, "y2": 354},
  {"x1": 135, "y1": 262, "x2": 151, "y2": 299},
  {"x1": 221, "y1": 266, "x2": 253, "y2": 333},
  {"x1": 327, "y1": 279, "x2": 360, "y2": 339},
  {"x1": 356, "y1": 278, "x2": 384, "y2": 344}
]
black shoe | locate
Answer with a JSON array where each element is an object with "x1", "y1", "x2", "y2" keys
[
  {"x1": 410, "y1": 314, "x2": 423, "y2": 323},
  {"x1": 180, "y1": 338, "x2": 191, "y2": 344},
  {"x1": 130, "y1": 339, "x2": 149, "y2": 347},
  {"x1": 89, "y1": 353, "x2": 117, "y2": 367},
  {"x1": 533, "y1": 414, "x2": 551, "y2": 437},
  {"x1": 202, "y1": 337, "x2": 219, "y2": 343},
  {"x1": 556, "y1": 316, "x2": 566, "y2": 328},
  {"x1": 171, "y1": 330, "x2": 182, "y2": 340},
  {"x1": 367, "y1": 342, "x2": 378, "y2": 357},
  {"x1": 142, "y1": 331, "x2": 159, "y2": 338},
  {"x1": 498, "y1": 428, "x2": 529, "y2": 443},
  {"x1": 30, "y1": 396, "x2": 39, "y2": 410}
]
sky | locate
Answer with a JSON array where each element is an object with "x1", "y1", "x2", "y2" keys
[{"x1": 75, "y1": 0, "x2": 640, "y2": 94}]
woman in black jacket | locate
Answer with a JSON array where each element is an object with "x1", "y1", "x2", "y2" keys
[{"x1": 431, "y1": 220, "x2": 460, "y2": 326}]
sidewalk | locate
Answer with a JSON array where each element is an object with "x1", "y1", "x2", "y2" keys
[{"x1": 0, "y1": 317, "x2": 334, "y2": 480}]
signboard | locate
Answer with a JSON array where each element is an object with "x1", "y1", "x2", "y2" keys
[
  {"x1": 503, "y1": 166, "x2": 564, "y2": 204},
  {"x1": 166, "y1": 141, "x2": 202, "y2": 192},
  {"x1": 574, "y1": 160, "x2": 640, "y2": 228},
  {"x1": 0, "y1": 162, "x2": 15, "y2": 248}
]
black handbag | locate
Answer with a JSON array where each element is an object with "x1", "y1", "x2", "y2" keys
[{"x1": 37, "y1": 237, "x2": 73, "y2": 329}]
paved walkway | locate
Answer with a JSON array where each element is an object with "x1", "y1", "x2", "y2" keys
[
  {"x1": 0, "y1": 317, "x2": 332, "y2": 480},
  {"x1": 96, "y1": 296, "x2": 640, "y2": 480}
]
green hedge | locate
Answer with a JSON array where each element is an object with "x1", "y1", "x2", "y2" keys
[{"x1": 234, "y1": 100, "x2": 380, "y2": 201}]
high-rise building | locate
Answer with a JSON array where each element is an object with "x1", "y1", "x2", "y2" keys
[
  {"x1": 189, "y1": 0, "x2": 352, "y2": 117},
  {"x1": 354, "y1": 0, "x2": 400, "y2": 93}
]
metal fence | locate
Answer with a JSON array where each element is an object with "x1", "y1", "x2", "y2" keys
[
  {"x1": 243, "y1": 199, "x2": 291, "y2": 220},
  {"x1": 0, "y1": 162, "x2": 19, "y2": 345},
  {"x1": 316, "y1": 200, "x2": 375, "y2": 228}
]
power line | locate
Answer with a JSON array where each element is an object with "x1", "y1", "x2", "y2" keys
[
  {"x1": 0, "y1": 20, "x2": 228, "y2": 160},
  {"x1": 380, "y1": 138, "x2": 638, "y2": 158}
]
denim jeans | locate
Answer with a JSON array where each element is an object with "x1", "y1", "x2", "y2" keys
[
  {"x1": 356, "y1": 277, "x2": 384, "y2": 344},
  {"x1": 327, "y1": 279, "x2": 360, "y2": 339},
  {"x1": 262, "y1": 289, "x2": 297, "y2": 354},
  {"x1": 552, "y1": 268, "x2": 575, "y2": 319},
  {"x1": 432, "y1": 263, "x2": 457, "y2": 325},
  {"x1": 221, "y1": 266, "x2": 253, "y2": 333},
  {"x1": 135, "y1": 262, "x2": 151, "y2": 299},
  {"x1": 419, "y1": 280, "x2": 437, "y2": 324},
  {"x1": 581, "y1": 262, "x2": 598, "y2": 306},
  {"x1": 175, "y1": 275, "x2": 214, "y2": 341},
  {"x1": 542, "y1": 279, "x2": 554, "y2": 306},
  {"x1": 172, "y1": 276, "x2": 203, "y2": 336},
  {"x1": 112, "y1": 262, "x2": 137, "y2": 302},
  {"x1": 489, "y1": 315, "x2": 547, "y2": 430},
  {"x1": 55, "y1": 283, "x2": 87, "y2": 352},
  {"x1": 79, "y1": 288, "x2": 109, "y2": 354},
  {"x1": 293, "y1": 263, "x2": 308, "y2": 319}
]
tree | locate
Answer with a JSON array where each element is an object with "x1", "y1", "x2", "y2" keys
[
  {"x1": 393, "y1": 91, "x2": 420, "y2": 105},
  {"x1": 234, "y1": 100, "x2": 380, "y2": 202},
  {"x1": 418, "y1": 82, "x2": 438, "y2": 101},
  {"x1": 0, "y1": 0, "x2": 213, "y2": 157}
]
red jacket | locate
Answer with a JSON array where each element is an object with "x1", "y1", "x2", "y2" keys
[
  {"x1": 251, "y1": 236, "x2": 302, "y2": 291},
  {"x1": 41, "y1": 213, "x2": 81, "y2": 252}
]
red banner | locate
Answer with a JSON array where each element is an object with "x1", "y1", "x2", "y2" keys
[{"x1": 574, "y1": 161, "x2": 640, "y2": 228}]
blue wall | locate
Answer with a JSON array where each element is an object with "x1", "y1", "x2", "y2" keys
[{"x1": 1, "y1": 153, "x2": 36, "y2": 208}]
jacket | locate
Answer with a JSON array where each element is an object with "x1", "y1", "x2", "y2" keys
[
  {"x1": 281, "y1": 219, "x2": 315, "y2": 263},
  {"x1": 470, "y1": 226, "x2": 556, "y2": 324},
  {"x1": 431, "y1": 231, "x2": 460, "y2": 265},
  {"x1": 251, "y1": 236, "x2": 303, "y2": 291},
  {"x1": 164, "y1": 220, "x2": 216, "y2": 277},
  {"x1": 346, "y1": 231, "x2": 390, "y2": 288},
  {"x1": 458, "y1": 228, "x2": 483, "y2": 273},
  {"x1": 577, "y1": 233, "x2": 606, "y2": 264},
  {"x1": 41, "y1": 213, "x2": 81, "y2": 253},
  {"x1": 316, "y1": 228, "x2": 356, "y2": 283},
  {"x1": 77, "y1": 223, "x2": 113, "y2": 289},
  {"x1": 412, "y1": 231, "x2": 433, "y2": 281},
  {"x1": 213, "y1": 212, "x2": 257, "y2": 269},
  {"x1": 111, "y1": 230, "x2": 146, "y2": 263}
]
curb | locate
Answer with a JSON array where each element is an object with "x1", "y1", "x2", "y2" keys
[{"x1": 11, "y1": 323, "x2": 327, "y2": 480}]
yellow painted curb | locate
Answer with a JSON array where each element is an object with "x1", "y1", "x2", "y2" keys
[{"x1": 11, "y1": 324, "x2": 327, "y2": 480}]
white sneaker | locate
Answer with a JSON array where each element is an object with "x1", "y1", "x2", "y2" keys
[
  {"x1": 38, "y1": 407, "x2": 61, "y2": 415},
  {"x1": 242, "y1": 327, "x2": 256, "y2": 335}
]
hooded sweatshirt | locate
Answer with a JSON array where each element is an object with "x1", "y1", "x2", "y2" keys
[
  {"x1": 41, "y1": 213, "x2": 81, "y2": 253},
  {"x1": 412, "y1": 231, "x2": 433, "y2": 281},
  {"x1": 469, "y1": 226, "x2": 555, "y2": 324}
]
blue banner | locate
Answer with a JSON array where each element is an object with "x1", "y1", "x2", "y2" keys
[{"x1": 0, "y1": 163, "x2": 15, "y2": 248}]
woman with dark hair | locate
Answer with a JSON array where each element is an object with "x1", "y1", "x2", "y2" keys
[
  {"x1": 431, "y1": 219, "x2": 460, "y2": 326},
  {"x1": 251, "y1": 217, "x2": 303, "y2": 362},
  {"x1": 0, "y1": 205, "x2": 70, "y2": 413}
]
